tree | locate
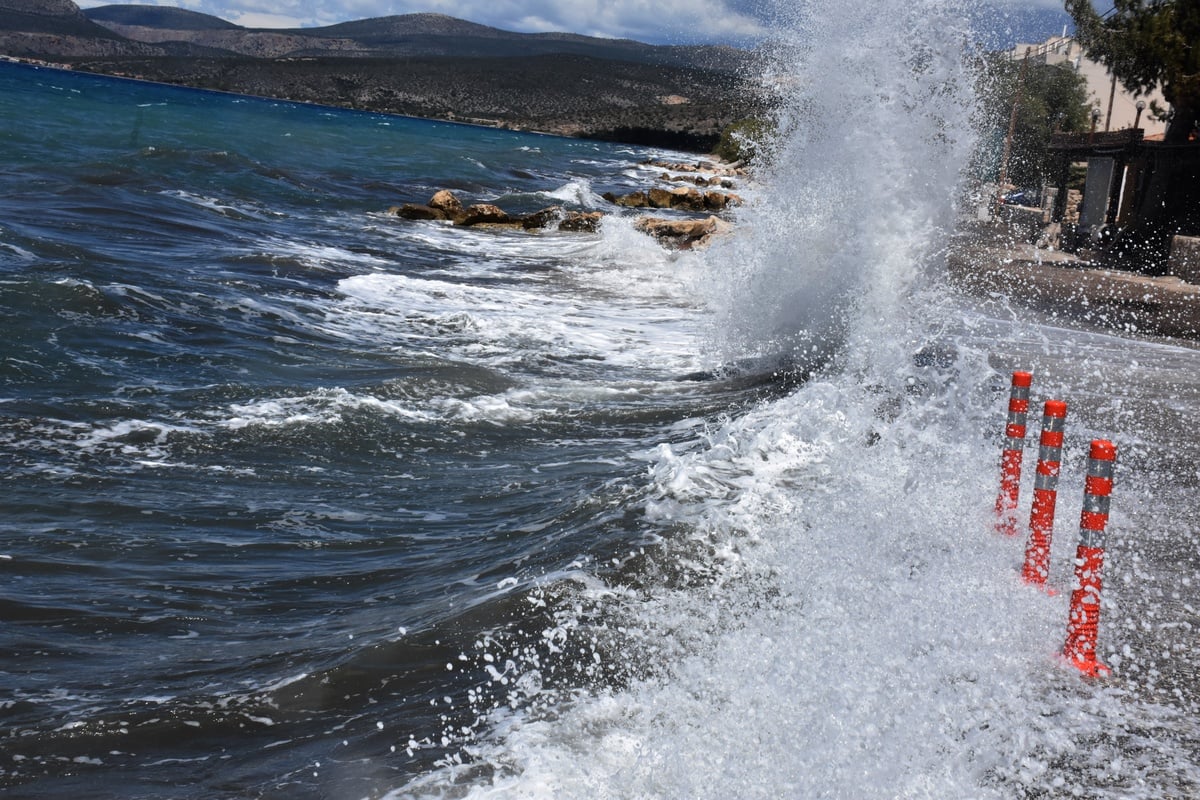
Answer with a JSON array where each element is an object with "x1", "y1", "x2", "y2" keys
[
  {"x1": 713, "y1": 118, "x2": 774, "y2": 164},
  {"x1": 977, "y1": 54, "x2": 1092, "y2": 188},
  {"x1": 1066, "y1": 0, "x2": 1200, "y2": 143}
]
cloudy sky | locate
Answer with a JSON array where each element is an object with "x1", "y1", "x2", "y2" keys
[{"x1": 72, "y1": 0, "x2": 1084, "y2": 48}]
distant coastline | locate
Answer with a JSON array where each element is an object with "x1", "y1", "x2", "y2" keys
[
  {"x1": 1, "y1": 3, "x2": 765, "y2": 153},
  {"x1": 0, "y1": 56, "x2": 588, "y2": 143}
]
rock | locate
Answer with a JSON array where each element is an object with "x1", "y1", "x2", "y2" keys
[
  {"x1": 647, "y1": 187, "x2": 675, "y2": 208},
  {"x1": 704, "y1": 192, "x2": 729, "y2": 211},
  {"x1": 645, "y1": 158, "x2": 746, "y2": 176},
  {"x1": 668, "y1": 186, "x2": 706, "y2": 211},
  {"x1": 634, "y1": 215, "x2": 733, "y2": 250},
  {"x1": 454, "y1": 203, "x2": 515, "y2": 227},
  {"x1": 613, "y1": 191, "x2": 649, "y2": 208},
  {"x1": 559, "y1": 211, "x2": 604, "y2": 232},
  {"x1": 429, "y1": 189, "x2": 464, "y2": 217},
  {"x1": 393, "y1": 203, "x2": 446, "y2": 221},
  {"x1": 522, "y1": 205, "x2": 564, "y2": 229}
]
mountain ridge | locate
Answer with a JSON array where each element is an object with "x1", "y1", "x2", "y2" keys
[{"x1": 83, "y1": 4, "x2": 240, "y2": 31}]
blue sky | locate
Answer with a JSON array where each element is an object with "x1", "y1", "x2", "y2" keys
[{"x1": 73, "y1": 0, "x2": 1082, "y2": 48}]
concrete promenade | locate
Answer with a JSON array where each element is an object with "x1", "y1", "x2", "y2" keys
[{"x1": 946, "y1": 239, "x2": 1200, "y2": 342}]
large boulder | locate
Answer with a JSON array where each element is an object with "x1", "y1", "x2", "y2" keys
[
  {"x1": 391, "y1": 203, "x2": 445, "y2": 220},
  {"x1": 454, "y1": 203, "x2": 517, "y2": 227},
  {"x1": 520, "y1": 207, "x2": 605, "y2": 232},
  {"x1": 429, "y1": 189, "x2": 464, "y2": 217},
  {"x1": 634, "y1": 215, "x2": 733, "y2": 250},
  {"x1": 613, "y1": 191, "x2": 649, "y2": 208},
  {"x1": 559, "y1": 211, "x2": 604, "y2": 232},
  {"x1": 647, "y1": 187, "x2": 675, "y2": 208},
  {"x1": 521, "y1": 205, "x2": 564, "y2": 229},
  {"x1": 390, "y1": 189, "x2": 606, "y2": 234},
  {"x1": 668, "y1": 186, "x2": 707, "y2": 211},
  {"x1": 704, "y1": 192, "x2": 731, "y2": 211}
]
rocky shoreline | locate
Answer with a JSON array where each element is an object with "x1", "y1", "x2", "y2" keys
[
  {"x1": 387, "y1": 169, "x2": 1200, "y2": 342},
  {"x1": 64, "y1": 53, "x2": 757, "y2": 151},
  {"x1": 390, "y1": 157, "x2": 747, "y2": 251}
]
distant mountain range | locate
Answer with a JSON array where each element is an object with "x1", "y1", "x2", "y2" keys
[{"x1": 0, "y1": 0, "x2": 763, "y2": 150}]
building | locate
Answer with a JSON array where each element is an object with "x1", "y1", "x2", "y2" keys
[{"x1": 1010, "y1": 33, "x2": 1168, "y2": 139}]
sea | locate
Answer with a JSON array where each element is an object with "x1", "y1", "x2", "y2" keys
[{"x1": 3, "y1": 2, "x2": 1200, "y2": 798}]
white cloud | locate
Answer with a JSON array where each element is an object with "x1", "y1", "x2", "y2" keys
[
  {"x1": 223, "y1": 10, "x2": 309, "y2": 27},
  {"x1": 73, "y1": 0, "x2": 1078, "y2": 46},
  {"x1": 75, "y1": 0, "x2": 769, "y2": 42},
  {"x1": 348, "y1": 0, "x2": 770, "y2": 43}
]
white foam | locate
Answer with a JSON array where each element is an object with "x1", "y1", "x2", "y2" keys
[
  {"x1": 382, "y1": 1, "x2": 1200, "y2": 797},
  {"x1": 328, "y1": 243, "x2": 709, "y2": 376},
  {"x1": 542, "y1": 179, "x2": 603, "y2": 208},
  {"x1": 161, "y1": 189, "x2": 285, "y2": 222}
]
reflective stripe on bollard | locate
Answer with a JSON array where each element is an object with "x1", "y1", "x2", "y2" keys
[
  {"x1": 1021, "y1": 399, "x2": 1067, "y2": 586},
  {"x1": 995, "y1": 370, "x2": 1032, "y2": 536},
  {"x1": 1062, "y1": 439, "x2": 1116, "y2": 678}
]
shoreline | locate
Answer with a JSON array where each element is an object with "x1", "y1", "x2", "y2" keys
[
  {"x1": 0, "y1": 57, "x2": 596, "y2": 144},
  {"x1": 946, "y1": 234, "x2": 1200, "y2": 343},
  {"x1": 4, "y1": 53, "x2": 738, "y2": 154}
]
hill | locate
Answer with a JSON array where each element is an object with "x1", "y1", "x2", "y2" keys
[
  {"x1": 0, "y1": 0, "x2": 763, "y2": 151},
  {"x1": 0, "y1": 0, "x2": 156, "y2": 54},
  {"x1": 75, "y1": 7, "x2": 752, "y2": 70},
  {"x1": 83, "y1": 4, "x2": 239, "y2": 30}
]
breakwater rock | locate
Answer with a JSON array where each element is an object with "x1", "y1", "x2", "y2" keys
[
  {"x1": 389, "y1": 187, "x2": 736, "y2": 249},
  {"x1": 390, "y1": 191, "x2": 603, "y2": 232}
]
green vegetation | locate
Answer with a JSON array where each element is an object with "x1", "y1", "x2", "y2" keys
[
  {"x1": 1066, "y1": 0, "x2": 1200, "y2": 143},
  {"x1": 976, "y1": 54, "x2": 1092, "y2": 188},
  {"x1": 713, "y1": 118, "x2": 774, "y2": 164}
]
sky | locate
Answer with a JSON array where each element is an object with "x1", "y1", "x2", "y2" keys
[{"x1": 72, "y1": 0, "x2": 1085, "y2": 48}]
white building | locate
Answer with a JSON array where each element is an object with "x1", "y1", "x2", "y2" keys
[{"x1": 1010, "y1": 34, "x2": 1168, "y2": 139}]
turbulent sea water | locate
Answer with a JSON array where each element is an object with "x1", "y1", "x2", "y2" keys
[{"x1": 4, "y1": 3, "x2": 1200, "y2": 798}]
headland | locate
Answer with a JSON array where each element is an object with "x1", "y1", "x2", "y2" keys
[{"x1": 0, "y1": 0, "x2": 763, "y2": 152}]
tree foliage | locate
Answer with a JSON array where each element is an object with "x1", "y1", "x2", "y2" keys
[
  {"x1": 977, "y1": 54, "x2": 1092, "y2": 188},
  {"x1": 1066, "y1": 0, "x2": 1200, "y2": 142},
  {"x1": 713, "y1": 118, "x2": 775, "y2": 164}
]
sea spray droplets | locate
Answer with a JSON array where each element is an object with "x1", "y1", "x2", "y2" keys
[{"x1": 708, "y1": 0, "x2": 977, "y2": 376}]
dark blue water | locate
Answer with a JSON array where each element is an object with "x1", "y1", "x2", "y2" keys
[{"x1": 0, "y1": 61, "x2": 755, "y2": 798}]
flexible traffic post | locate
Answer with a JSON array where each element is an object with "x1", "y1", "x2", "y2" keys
[
  {"x1": 1062, "y1": 439, "x2": 1116, "y2": 678},
  {"x1": 1021, "y1": 400, "x2": 1068, "y2": 586},
  {"x1": 995, "y1": 370, "x2": 1032, "y2": 536}
]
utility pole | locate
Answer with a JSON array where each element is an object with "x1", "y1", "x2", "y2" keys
[
  {"x1": 1105, "y1": 73, "x2": 1116, "y2": 131},
  {"x1": 996, "y1": 47, "x2": 1032, "y2": 215}
]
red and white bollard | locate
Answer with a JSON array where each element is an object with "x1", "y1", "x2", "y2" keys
[
  {"x1": 995, "y1": 370, "x2": 1033, "y2": 536},
  {"x1": 1021, "y1": 400, "x2": 1068, "y2": 586},
  {"x1": 1062, "y1": 439, "x2": 1116, "y2": 678}
]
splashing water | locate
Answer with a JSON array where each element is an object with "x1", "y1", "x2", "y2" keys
[
  {"x1": 388, "y1": 1, "x2": 1200, "y2": 798},
  {"x1": 710, "y1": 0, "x2": 976, "y2": 376}
]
